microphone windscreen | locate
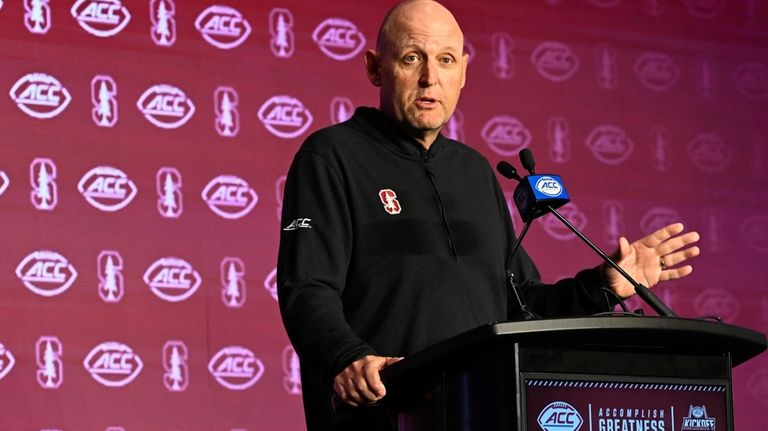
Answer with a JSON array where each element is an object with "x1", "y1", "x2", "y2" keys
[
  {"x1": 520, "y1": 149, "x2": 535, "y2": 173},
  {"x1": 496, "y1": 161, "x2": 520, "y2": 181}
]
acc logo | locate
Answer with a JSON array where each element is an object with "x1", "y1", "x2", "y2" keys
[
  {"x1": 36, "y1": 336, "x2": 63, "y2": 389},
  {"x1": 312, "y1": 17, "x2": 366, "y2": 61},
  {"x1": 634, "y1": 52, "x2": 681, "y2": 92},
  {"x1": 91, "y1": 75, "x2": 118, "y2": 127},
  {"x1": 221, "y1": 257, "x2": 246, "y2": 308},
  {"x1": 208, "y1": 346, "x2": 265, "y2": 391},
  {"x1": 283, "y1": 345, "x2": 301, "y2": 395},
  {"x1": 535, "y1": 177, "x2": 563, "y2": 197},
  {"x1": 24, "y1": 0, "x2": 52, "y2": 34},
  {"x1": 683, "y1": 0, "x2": 725, "y2": 19},
  {"x1": 548, "y1": 117, "x2": 570, "y2": 163},
  {"x1": 538, "y1": 401, "x2": 583, "y2": 431},
  {"x1": 195, "y1": 5, "x2": 251, "y2": 50},
  {"x1": 640, "y1": 207, "x2": 680, "y2": 233},
  {"x1": 541, "y1": 204, "x2": 587, "y2": 241},
  {"x1": 10, "y1": 73, "x2": 71, "y2": 119},
  {"x1": 71, "y1": 0, "x2": 131, "y2": 38},
  {"x1": 264, "y1": 267, "x2": 278, "y2": 301},
  {"x1": 16, "y1": 250, "x2": 78, "y2": 297},
  {"x1": 150, "y1": 0, "x2": 176, "y2": 47},
  {"x1": 30, "y1": 158, "x2": 57, "y2": 211},
  {"x1": 214, "y1": 86, "x2": 239, "y2": 137},
  {"x1": 0, "y1": 343, "x2": 16, "y2": 381},
  {"x1": 163, "y1": 340, "x2": 188, "y2": 392},
  {"x1": 0, "y1": 170, "x2": 9, "y2": 197},
  {"x1": 201, "y1": 175, "x2": 258, "y2": 219},
  {"x1": 330, "y1": 96, "x2": 354, "y2": 125},
  {"x1": 270, "y1": 8, "x2": 294, "y2": 58},
  {"x1": 137, "y1": 84, "x2": 196, "y2": 129},
  {"x1": 492, "y1": 32, "x2": 515, "y2": 80},
  {"x1": 258, "y1": 95, "x2": 313, "y2": 139},
  {"x1": 98, "y1": 250, "x2": 124, "y2": 303},
  {"x1": 586, "y1": 124, "x2": 634, "y2": 165},
  {"x1": 531, "y1": 41, "x2": 580, "y2": 82},
  {"x1": 143, "y1": 257, "x2": 201, "y2": 303},
  {"x1": 83, "y1": 341, "x2": 143, "y2": 387},
  {"x1": 739, "y1": 216, "x2": 768, "y2": 253},
  {"x1": 732, "y1": 62, "x2": 768, "y2": 100},
  {"x1": 482, "y1": 115, "x2": 531, "y2": 156},
  {"x1": 444, "y1": 108, "x2": 465, "y2": 142},
  {"x1": 78, "y1": 166, "x2": 137, "y2": 212},
  {"x1": 694, "y1": 288, "x2": 740, "y2": 323},
  {"x1": 283, "y1": 218, "x2": 312, "y2": 231},
  {"x1": 379, "y1": 189, "x2": 402, "y2": 215},
  {"x1": 687, "y1": 133, "x2": 731, "y2": 172},
  {"x1": 157, "y1": 167, "x2": 183, "y2": 218}
]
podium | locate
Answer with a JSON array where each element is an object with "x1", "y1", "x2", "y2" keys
[{"x1": 380, "y1": 316, "x2": 767, "y2": 431}]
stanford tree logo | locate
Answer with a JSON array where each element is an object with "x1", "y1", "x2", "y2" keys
[
  {"x1": 98, "y1": 250, "x2": 124, "y2": 303},
  {"x1": 91, "y1": 75, "x2": 118, "y2": 127},
  {"x1": 36, "y1": 336, "x2": 63, "y2": 389},
  {"x1": 30, "y1": 158, "x2": 57, "y2": 210},
  {"x1": 24, "y1": 0, "x2": 52, "y2": 34},
  {"x1": 163, "y1": 341, "x2": 189, "y2": 392},
  {"x1": 150, "y1": 0, "x2": 176, "y2": 47},
  {"x1": 214, "y1": 86, "x2": 239, "y2": 137},
  {"x1": 270, "y1": 8, "x2": 294, "y2": 58},
  {"x1": 157, "y1": 167, "x2": 183, "y2": 218},
  {"x1": 221, "y1": 257, "x2": 246, "y2": 308}
]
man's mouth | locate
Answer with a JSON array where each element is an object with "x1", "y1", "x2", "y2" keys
[{"x1": 415, "y1": 97, "x2": 438, "y2": 108}]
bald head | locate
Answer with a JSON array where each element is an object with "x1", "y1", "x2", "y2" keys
[{"x1": 376, "y1": 0, "x2": 464, "y2": 53}]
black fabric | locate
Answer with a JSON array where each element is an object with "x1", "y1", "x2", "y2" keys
[{"x1": 276, "y1": 107, "x2": 611, "y2": 430}]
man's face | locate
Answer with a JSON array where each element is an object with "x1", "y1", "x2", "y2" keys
[{"x1": 368, "y1": 4, "x2": 468, "y2": 142}]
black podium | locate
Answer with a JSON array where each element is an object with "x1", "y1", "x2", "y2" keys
[{"x1": 380, "y1": 316, "x2": 767, "y2": 431}]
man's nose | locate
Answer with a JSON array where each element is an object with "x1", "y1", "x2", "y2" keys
[{"x1": 418, "y1": 59, "x2": 438, "y2": 87}]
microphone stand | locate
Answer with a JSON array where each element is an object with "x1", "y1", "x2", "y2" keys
[{"x1": 507, "y1": 219, "x2": 541, "y2": 320}]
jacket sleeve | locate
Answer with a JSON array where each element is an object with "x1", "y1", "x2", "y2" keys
[
  {"x1": 493, "y1": 176, "x2": 614, "y2": 318},
  {"x1": 277, "y1": 149, "x2": 377, "y2": 382}
]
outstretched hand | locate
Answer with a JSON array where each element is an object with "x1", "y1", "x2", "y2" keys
[
  {"x1": 602, "y1": 223, "x2": 700, "y2": 298},
  {"x1": 333, "y1": 355, "x2": 403, "y2": 407}
]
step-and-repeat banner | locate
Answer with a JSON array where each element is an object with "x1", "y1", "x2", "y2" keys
[{"x1": 0, "y1": 0, "x2": 766, "y2": 429}]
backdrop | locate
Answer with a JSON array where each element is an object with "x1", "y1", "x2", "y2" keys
[{"x1": 0, "y1": 0, "x2": 766, "y2": 430}]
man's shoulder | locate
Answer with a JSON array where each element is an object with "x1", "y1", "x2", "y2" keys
[
  {"x1": 441, "y1": 136, "x2": 492, "y2": 167},
  {"x1": 298, "y1": 117, "x2": 370, "y2": 156}
]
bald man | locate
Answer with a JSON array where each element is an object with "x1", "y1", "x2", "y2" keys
[{"x1": 277, "y1": 1, "x2": 700, "y2": 430}]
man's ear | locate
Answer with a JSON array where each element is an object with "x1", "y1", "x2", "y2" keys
[{"x1": 364, "y1": 49, "x2": 382, "y2": 87}]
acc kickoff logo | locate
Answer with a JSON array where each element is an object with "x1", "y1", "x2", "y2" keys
[
  {"x1": 538, "y1": 401, "x2": 583, "y2": 431},
  {"x1": 78, "y1": 166, "x2": 137, "y2": 212},
  {"x1": 137, "y1": 84, "x2": 196, "y2": 129},
  {"x1": 681, "y1": 405, "x2": 716, "y2": 431},
  {"x1": 531, "y1": 41, "x2": 580, "y2": 82},
  {"x1": 0, "y1": 343, "x2": 16, "y2": 381},
  {"x1": 586, "y1": 124, "x2": 634, "y2": 165},
  {"x1": 10, "y1": 73, "x2": 71, "y2": 119},
  {"x1": 634, "y1": 52, "x2": 681, "y2": 92},
  {"x1": 195, "y1": 5, "x2": 251, "y2": 50},
  {"x1": 202, "y1": 175, "x2": 258, "y2": 219},
  {"x1": 83, "y1": 341, "x2": 143, "y2": 387},
  {"x1": 258, "y1": 95, "x2": 313, "y2": 139},
  {"x1": 16, "y1": 250, "x2": 78, "y2": 297},
  {"x1": 208, "y1": 346, "x2": 265, "y2": 391},
  {"x1": 71, "y1": 0, "x2": 131, "y2": 38},
  {"x1": 312, "y1": 18, "x2": 366, "y2": 61},
  {"x1": 143, "y1": 257, "x2": 201, "y2": 302},
  {"x1": 482, "y1": 115, "x2": 531, "y2": 156}
]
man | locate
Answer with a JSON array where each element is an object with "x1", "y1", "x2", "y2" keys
[{"x1": 277, "y1": 1, "x2": 700, "y2": 430}]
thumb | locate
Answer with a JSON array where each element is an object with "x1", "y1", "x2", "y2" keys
[
  {"x1": 383, "y1": 356, "x2": 404, "y2": 368},
  {"x1": 618, "y1": 236, "x2": 632, "y2": 259}
]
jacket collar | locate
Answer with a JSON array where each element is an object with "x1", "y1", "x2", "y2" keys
[{"x1": 352, "y1": 107, "x2": 446, "y2": 160}]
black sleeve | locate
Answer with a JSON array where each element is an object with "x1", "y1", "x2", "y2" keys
[
  {"x1": 493, "y1": 176, "x2": 613, "y2": 318},
  {"x1": 277, "y1": 149, "x2": 376, "y2": 382}
]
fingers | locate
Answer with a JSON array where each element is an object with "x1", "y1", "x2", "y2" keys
[
  {"x1": 659, "y1": 264, "x2": 693, "y2": 282},
  {"x1": 333, "y1": 355, "x2": 402, "y2": 407},
  {"x1": 656, "y1": 231, "x2": 700, "y2": 257},
  {"x1": 660, "y1": 245, "x2": 701, "y2": 268},
  {"x1": 641, "y1": 223, "x2": 685, "y2": 247}
]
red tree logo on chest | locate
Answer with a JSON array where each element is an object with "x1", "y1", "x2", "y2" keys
[{"x1": 379, "y1": 189, "x2": 401, "y2": 215}]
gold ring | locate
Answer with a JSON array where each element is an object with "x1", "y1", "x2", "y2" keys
[{"x1": 659, "y1": 256, "x2": 666, "y2": 269}]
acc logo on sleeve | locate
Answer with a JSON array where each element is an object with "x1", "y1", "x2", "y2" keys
[
  {"x1": 78, "y1": 166, "x2": 138, "y2": 212},
  {"x1": 482, "y1": 115, "x2": 531, "y2": 156},
  {"x1": 157, "y1": 167, "x2": 183, "y2": 218},
  {"x1": 10, "y1": 73, "x2": 71, "y2": 119},
  {"x1": 16, "y1": 250, "x2": 78, "y2": 297},
  {"x1": 208, "y1": 346, "x2": 265, "y2": 391},
  {"x1": 258, "y1": 95, "x2": 313, "y2": 139},
  {"x1": 83, "y1": 341, "x2": 143, "y2": 387},
  {"x1": 687, "y1": 133, "x2": 731, "y2": 172},
  {"x1": 0, "y1": 343, "x2": 16, "y2": 381},
  {"x1": 24, "y1": 0, "x2": 52, "y2": 34},
  {"x1": 150, "y1": 0, "x2": 176, "y2": 47},
  {"x1": 633, "y1": 52, "x2": 681, "y2": 92},
  {"x1": 98, "y1": 250, "x2": 124, "y2": 303},
  {"x1": 143, "y1": 257, "x2": 201, "y2": 302},
  {"x1": 221, "y1": 257, "x2": 246, "y2": 308},
  {"x1": 586, "y1": 124, "x2": 634, "y2": 165},
  {"x1": 531, "y1": 41, "x2": 580, "y2": 82},
  {"x1": 214, "y1": 86, "x2": 239, "y2": 137},
  {"x1": 312, "y1": 18, "x2": 366, "y2": 61},
  {"x1": 201, "y1": 175, "x2": 258, "y2": 219},
  {"x1": 36, "y1": 336, "x2": 63, "y2": 389},
  {"x1": 0, "y1": 170, "x2": 9, "y2": 197},
  {"x1": 538, "y1": 401, "x2": 583, "y2": 431},
  {"x1": 30, "y1": 158, "x2": 58, "y2": 211},
  {"x1": 732, "y1": 62, "x2": 768, "y2": 100},
  {"x1": 195, "y1": 5, "x2": 251, "y2": 49},
  {"x1": 163, "y1": 341, "x2": 189, "y2": 392},
  {"x1": 91, "y1": 75, "x2": 118, "y2": 127},
  {"x1": 71, "y1": 0, "x2": 131, "y2": 38},
  {"x1": 137, "y1": 84, "x2": 196, "y2": 129}
]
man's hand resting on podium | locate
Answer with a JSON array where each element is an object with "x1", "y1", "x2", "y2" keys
[
  {"x1": 333, "y1": 355, "x2": 403, "y2": 407},
  {"x1": 602, "y1": 222, "x2": 701, "y2": 298}
]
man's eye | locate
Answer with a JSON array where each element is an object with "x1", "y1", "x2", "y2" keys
[
  {"x1": 404, "y1": 55, "x2": 419, "y2": 63},
  {"x1": 439, "y1": 57, "x2": 454, "y2": 64}
]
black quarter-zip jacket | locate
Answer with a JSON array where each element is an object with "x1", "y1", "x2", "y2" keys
[{"x1": 277, "y1": 107, "x2": 610, "y2": 430}]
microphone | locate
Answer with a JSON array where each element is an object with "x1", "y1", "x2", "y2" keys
[
  {"x1": 498, "y1": 155, "x2": 570, "y2": 224},
  {"x1": 496, "y1": 150, "x2": 678, "y2": 318}
]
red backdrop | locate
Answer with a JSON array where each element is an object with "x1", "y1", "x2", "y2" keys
[{"x1": 0, "y1": 0, "x2": 766, "y2": 430}]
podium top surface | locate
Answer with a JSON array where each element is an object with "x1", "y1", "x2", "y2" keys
[{"x1": 381, "y1": 316, "x2": 767, "y2": 381}]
